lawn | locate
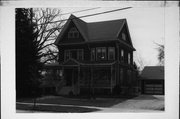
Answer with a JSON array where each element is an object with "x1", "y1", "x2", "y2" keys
[{"x1": 16, "y1": 95, "x2": 164, "y2": 113}]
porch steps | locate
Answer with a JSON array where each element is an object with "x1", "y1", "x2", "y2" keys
[{"x1": 58, "y1": 86, "x2": 72, "y2": 95}]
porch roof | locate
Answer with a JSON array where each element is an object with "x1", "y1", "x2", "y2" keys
[{"x1": 43, "y1": 59, "x2": 117, "y2": 69}]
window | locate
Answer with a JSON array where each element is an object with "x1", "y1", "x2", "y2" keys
[
  {"x1": 91, "y1": 48, "x2": 95, "y2": 61},
  {"x1": 68, "y1": 27, "x2": 79, "y2": 38},
  {"x1": 128, "y1": 53, "x2": 131, "y2": 64},
  {"x1": 96, "y1": 47, "x2": 106, "y2": 60},
  {"x1": 77, "y1": 49, "x2": 84, "y2": 60},
  {"x1": 121, "y1": 49, "x2": 124, "y2": 62},
  {"x1": 64, "y1": 49, "x2": 83, "y2": 61},
  {"x1": 108, "y1": 47, "x2": 115, "y2": 60},
  {"x1": 70, "y1": 50, "x2": 77, "y2": 59},
  {"x1": 64, "y1": 50, "x2": 70, "y2": 61},
  {"x1": 122, "y1": 33, "x2": 126, "y2": 40}
]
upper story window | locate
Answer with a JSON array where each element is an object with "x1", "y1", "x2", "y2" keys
[
  {"x1": 128, "y1": 53, "x2": 131, "y2": 64},
  {"x1": 108, "y1": 47, "x2": 115, "y2": 60},
  {"x1": 77, "y1": 49, "x2": 84, "y2": 60},
  {"x1": 120, "y1": 49, "x2": 124, "y2": 62},
  {"x1": 96, "y1": 47, "x2": 106, "y2": 61},
  {"x1": 122, "y1": 33, "x2": 126, "y2": 41},
  {"x1": 91, "y1": 48, "x2": 95, "y2": 61},
  {"x1": 68, "y1": 27, "x2": 79, "y2": 38},
  {"x1": 64, "y1": 49, "x2": 84, "y2": 61}
]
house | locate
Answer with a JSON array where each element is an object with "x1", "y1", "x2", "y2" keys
[
  {"x1": 52, "y1": 14, "x2": 138, "y2": 96},
  {"x1": 141, "y1": 66, "x2": 164, "y2": 95}
]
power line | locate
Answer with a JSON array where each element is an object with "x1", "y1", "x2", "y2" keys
[
  {"x1": 60, "y1": 7, "x2": 101, "y2": 16},
  {"x1": 37, "y1": 7, "x2": 132, "y2": 26}
]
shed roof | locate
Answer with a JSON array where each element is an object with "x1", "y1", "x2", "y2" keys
[{"x1": 141, "y1": 66, "x2": 164, "y2": 80}]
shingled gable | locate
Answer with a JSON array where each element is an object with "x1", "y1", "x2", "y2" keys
[
  {"x1": 55, "y1": 14, "x2": 134, "y2": 49},
  {"x1": 55, "y1": 14, "x2": 88, "y2": 45}
]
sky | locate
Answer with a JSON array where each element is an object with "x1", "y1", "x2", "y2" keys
[{"x1": 56, "y1": 6, "x2": 165, "y2": 69}]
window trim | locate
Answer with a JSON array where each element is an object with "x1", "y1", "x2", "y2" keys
[
  {"x1": 64, "y1": 49, "x2": 84, "y2": 61},
  {"x1": 68, "y1": 27, "x2": 79, "y2": 38},
  {"x1": 108, "y1": 47, "x2": 115, "y2": 60},
  {"x1": 96, "y1": 47, "x2": 107, "y2": 61}
]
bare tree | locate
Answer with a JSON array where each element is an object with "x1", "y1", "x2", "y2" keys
[
  {"x1": 135, "y1": 53, "x2": 145, "y2": 72},
  {"x1": 33, "y1": 8, "x2": 65, "y2": 64},
  {"x1": 156, "y1": 43, "x2": 164, "y2": 66}
]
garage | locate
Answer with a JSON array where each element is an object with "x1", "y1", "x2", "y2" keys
[{"x1": 141, "y1": 66, "x2": 164, "y2": 95}]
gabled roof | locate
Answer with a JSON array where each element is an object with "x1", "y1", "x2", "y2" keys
[
  {"x1": 87, "y1": 19, "x2": 125, "y2": 41},
  {"x1": 55, "y1": 14, "x2": 134, "y2": 49},
  {"x1": 141, "y1": 66, "x2": 164, "y2": 80},
  {"x1": 63, "y1": 59, "x2": 80, "y2": 66},
  {"x1": 55, "y1": 15, "x2": 88, "y2": 43}
]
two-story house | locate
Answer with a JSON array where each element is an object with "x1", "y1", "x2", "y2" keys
[{"x1": 54, "y1": 14, "x2": 138, "y2": 96}]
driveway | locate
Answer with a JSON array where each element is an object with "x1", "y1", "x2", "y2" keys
[
  {"x1": 16, "y1": 95, "x2": 164, "y2": 113},
  {"x1": 99, "y1": 95, "x2": 164, "y2": 112}
]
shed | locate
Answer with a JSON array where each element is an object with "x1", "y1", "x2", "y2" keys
[{"x1": 141, "y1": 66, "x2": 164, "y2": 95}]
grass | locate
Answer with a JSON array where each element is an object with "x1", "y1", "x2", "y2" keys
[
  {"x1": 17, "y1": 95, "x2": 126, "y2": 108},
  {"x1": 16, "y1": 95, "x2": 164, "y2": 113},
  {"x1": 16, "y1": 103, "x2": 100, "y2": 113}
]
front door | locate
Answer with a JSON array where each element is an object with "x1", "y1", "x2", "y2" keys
[{"x1": 65, "y1": 68, "x2": 78, "y2": 87}]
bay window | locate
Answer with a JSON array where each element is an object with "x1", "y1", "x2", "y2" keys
[{"x1": 96, "y1": 47, "x2": 106, "y2": 60}]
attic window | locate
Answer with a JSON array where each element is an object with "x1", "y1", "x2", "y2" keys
[
  {"x1": 122, "y1": 33, "x2": 126, "y2": 40},
  {"x1": 68, "y1": 27, "x2": 79, "y2": 38}
]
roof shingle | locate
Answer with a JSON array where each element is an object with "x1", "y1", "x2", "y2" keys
[
  {"x1": 141, "y1": 66, "x2": 164, "y2": 80},
  {"x1": 55, "y1": 14, "x2": 127, "y2": 44}
]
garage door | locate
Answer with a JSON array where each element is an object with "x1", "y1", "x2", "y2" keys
[{"x1": 144, "y1": 84, "x2": 163, "y2": 95}]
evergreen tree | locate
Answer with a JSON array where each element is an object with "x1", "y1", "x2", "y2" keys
[{"x1": 16, "y1": 8, "x2": 42, "y2": 98}]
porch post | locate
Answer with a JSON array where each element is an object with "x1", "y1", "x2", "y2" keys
[
  {"x1": 62, "y1": 67, "x2": 64, "y2": 81},
  {"x1": 91, "y1": 66, "x2": 94, "y2": 95},
  {"x1": 72, "y1": 68, "x2": 74, "y2": 87},
  {"x1": 78, "y1": 65, "x2": 80, "y2": 94},
  {"x1": 111, "y1": 65, "x2": 113, "y2": 94}
]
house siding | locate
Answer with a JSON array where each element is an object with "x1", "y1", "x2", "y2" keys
[{"x1": 53, "y1": 15, "x2": 138, "y2": 96}]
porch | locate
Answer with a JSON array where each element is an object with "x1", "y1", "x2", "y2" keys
[{"x1": 59, "y1": 59, "x2": 117, "y2": 95}]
